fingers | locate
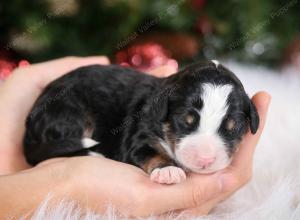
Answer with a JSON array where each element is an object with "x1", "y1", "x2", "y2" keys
[
  {"x1": 147, "y1": 172, "x2": 223, "y2": 214},
  {"x1": 231, "y1": 91, "x2": 271, "y2": 168},
  {"x1": 146, "y1": 65, "x2": 177, "y2": 77},
  {"x1": 182, "y1": 198, "x2": 217, "y2": 216},
  {"x1": 220, "y1": 91, "x2": 271, "y2": 192}
]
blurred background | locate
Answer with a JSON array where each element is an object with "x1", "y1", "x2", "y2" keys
[{"x1": 1, "y1": 0, "x2": 300, "y2": 80}]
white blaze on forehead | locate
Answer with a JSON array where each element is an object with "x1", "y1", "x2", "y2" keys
[{"x1": 199, "y1": 83, "x2": 233, "y2": 134}]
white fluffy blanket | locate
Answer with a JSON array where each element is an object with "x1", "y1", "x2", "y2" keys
[{"x1": 29, "y1": 62, "x2": 300, "y2": 220}]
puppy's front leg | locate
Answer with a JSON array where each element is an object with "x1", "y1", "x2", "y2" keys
[
  {"x1": 126, "y1": 146, "x2": 186, "y2": 184},
  {"x1": 146, "y1": 155, "x2": 186, "y2": 184}
]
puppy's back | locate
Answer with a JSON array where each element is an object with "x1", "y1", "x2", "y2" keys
[{"x1": 24, "y1": 65, "x2": 157, "y2": 165}]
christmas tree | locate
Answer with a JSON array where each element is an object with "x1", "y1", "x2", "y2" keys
[{"x1": 1, "y1": 0, "x2": 300, "y2": 73}]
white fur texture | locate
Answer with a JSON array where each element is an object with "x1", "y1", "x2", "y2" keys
[
  {"x1": 199, "y1": 84, "x2": 232, "y2": 134},
  {"x1": 211, "y1": 60, "x2": 220, "y2": 67},
  {"x1": 159, "y1": 138, "x2": 175, "y2": 159},
  {"x1": 88, "y1": 151, "x2": 104, "y2": 157},
  {"x1": 28, "y1": 62, "x2": 300, "y2": 220},
  {"x1": 82, "y1": 138, "x2": 99, "y2": 149}
]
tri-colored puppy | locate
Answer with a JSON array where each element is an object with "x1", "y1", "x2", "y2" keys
[{"x1": 24, "y1": 60, "x2": 259, "y2": 184}]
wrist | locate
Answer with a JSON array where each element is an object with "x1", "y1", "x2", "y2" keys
[{"x1": 0, "y1": 160, "x2": 72, "y2": 219}]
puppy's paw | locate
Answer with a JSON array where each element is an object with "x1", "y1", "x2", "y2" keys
[{"x1": 150, "y1": 166, "x2": 186, "y2": 184}]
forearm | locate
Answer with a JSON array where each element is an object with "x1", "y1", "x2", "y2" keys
[{"x1": 0, "y1": 162, "x2": 70, "y2": 219}]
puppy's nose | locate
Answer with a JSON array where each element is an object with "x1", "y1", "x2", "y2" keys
[{"x1": 197, "y1": 157, "x2": 216, "y2": 168}]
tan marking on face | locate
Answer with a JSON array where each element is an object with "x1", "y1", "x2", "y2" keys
[
  {"x1": 142, "y1": 154, "x2": 173, "y2": 174},
  {"x1": 226, "y1": 118, "x2": 236, "y2": 131},
  {"x1": 185, "y1": 114, "x2": 195, "y2": 125},
  {"x1": 83, "y1": 113, "x2": 95, "y2": 138},
  {"x1": 83, "y1": 127, "x2": 94, "y2": 138}
]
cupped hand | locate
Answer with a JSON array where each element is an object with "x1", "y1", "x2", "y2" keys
[
  {"x1": 35, "y1": 91, "x2": 270, "y2": 217},
  {"x1": 0, "y1": 56, "x2": 270, "y2": 218}
]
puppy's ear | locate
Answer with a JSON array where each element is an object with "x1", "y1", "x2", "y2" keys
[{"x1": 245, "y1": 96, "x2": 259, "y2": 134}]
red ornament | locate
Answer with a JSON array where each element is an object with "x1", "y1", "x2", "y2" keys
[
  {"x1": 0, "y1": 60, "x2": 16, "y2": 80},
  {"x1": 132, "y1": 32, "x2": 199, "y2": 60},
  {"x1": 115, "y1": 43, "x2": 178, "y2": 73},
  {"x1": 0, "y1": 59, "x2": 30, "y2": 81},
  {"x1": 284, "y1": 36, "x2": 300, "y2": 72},
  {"x1": 0, "y1": 48, "x2": 31, "y2": 81}
]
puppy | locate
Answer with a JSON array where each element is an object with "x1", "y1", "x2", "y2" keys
[{"x1": 24, "y1": 60, "x2": 259, "y2": 184}]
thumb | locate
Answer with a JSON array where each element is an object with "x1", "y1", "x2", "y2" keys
[
  {"x1": 149, "y1": 172, "x2": 223, "y2": 214},
  {"x1": 146, "y1": 65, "x2": 177, "y2": 77}
]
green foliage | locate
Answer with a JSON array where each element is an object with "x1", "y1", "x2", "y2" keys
[{"x1": 1, "y1": 0, "x2": 299, "y2": 66}]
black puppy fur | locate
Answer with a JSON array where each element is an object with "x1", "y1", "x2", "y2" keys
[{"x1": 24, "y1": 61, "x2": 259, "y2": 174}]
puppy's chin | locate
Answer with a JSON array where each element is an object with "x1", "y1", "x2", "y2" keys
[{"x1": 178, "y1": 158, "x2": 232, "y2": 174}]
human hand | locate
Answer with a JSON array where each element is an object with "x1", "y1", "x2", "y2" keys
[
  {"x1": 34, "y1": 92, "x2": 270, "y2": 217},
  {"x1": 145, "y1": 65, "x2": 177, "y2": 77},
  {"x1": 0, "y1": 56, "x2": 270, "y2": 218},
  {"x1": 0, "y1": 56, "x2": 110, "y2": 174}
]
